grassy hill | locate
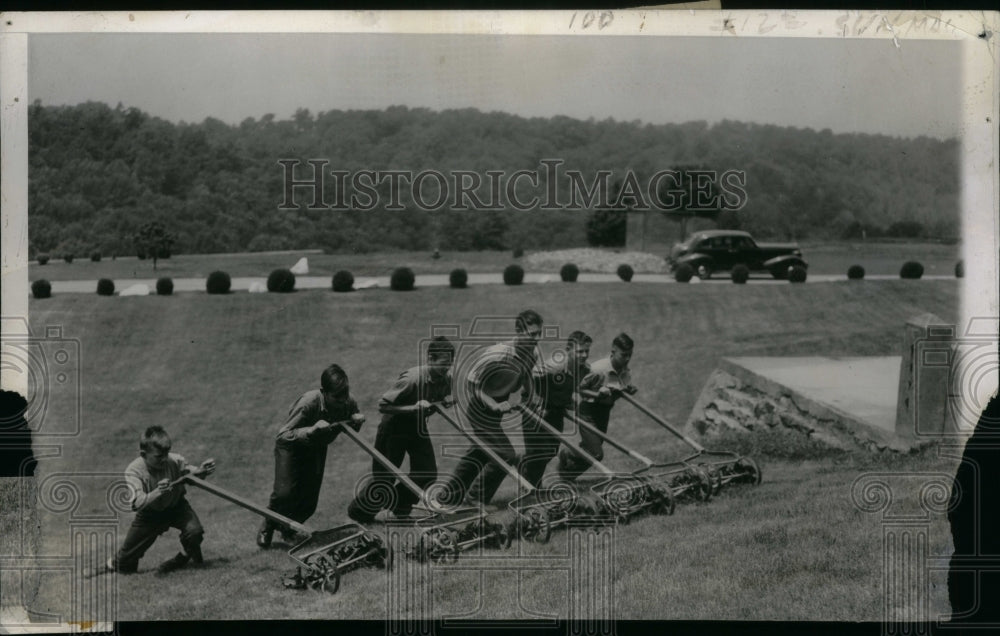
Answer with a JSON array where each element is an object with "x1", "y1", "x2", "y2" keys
[{"x1": 25, "y1": 280, "x2": 960, "y2": 620}]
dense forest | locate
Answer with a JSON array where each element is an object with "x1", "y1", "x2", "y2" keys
[{"x1": 27, "y1": 100, "x2": 959, "y2": 257}]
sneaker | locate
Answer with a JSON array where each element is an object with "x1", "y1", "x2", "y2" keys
[
  {"x1": 256, "y1": 526, "x2": 274, "y2": 549},
  {"x1": 156, "y1": 552, "x2": 190, "y2": 574},
  {"x1": 347, "y1": 505, "x2": 376, "y2": 525},
  {"x1": 84, "y1": 558, "x2": 119, "y2": 578},
  {"x1": 280, "y1": 528, "x2": 310, "y2": 544},
  {"x1": 461, "y1": 495, "x2": 480, "y2": 509},
  {"x1": 186, "y1": 545, "x2": 204, "y2": 565}
]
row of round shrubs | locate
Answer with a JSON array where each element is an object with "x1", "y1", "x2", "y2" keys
[
  {"x1": 36, "y1": 250, "x2": 170, "y2": 265},
  {"x1": 37, "y1": 252, "x2": 110, "y2": 265},
  {"x1": 845, "y1": 260, "x2": 965, "y2": 280},
  {"x1": 33, "y1": 259, "x2": 965, "y2": 299},
  {"x1": 670, "y1": 263, "x2": 809, "y2": 284},
  {"x1": 31, "y1": 277, "x2": 177, "y2": 299}
]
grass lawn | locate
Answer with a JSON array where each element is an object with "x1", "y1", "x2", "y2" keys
[
  {"x1": 26, "y1": 241, "x2": 962, "y2": 281},
  {"x1": 23, "y1": 280, "x2": 961, "y2": 621}
]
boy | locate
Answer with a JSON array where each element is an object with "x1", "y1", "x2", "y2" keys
[
  {"x1": 347, "y1": 336, "x2": 455, "y2": 523},
  {"x1": 557, "y1": 332, "x2": 637, "y2": 481},
  {"x1": 519, "y1": 330, "x2": 592, "y2": 488},
  {"x1": 441, "y1": 309, "x2": 544, "y2": 508},
  {"x1": 96, "y1": 426, "x2": 216, "y2": 575},
  {"x1": 257, "y1": 363, "x2": 365, "y2": 547}
]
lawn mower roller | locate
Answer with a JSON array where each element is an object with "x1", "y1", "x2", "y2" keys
[
  {"x1": 336, "y1": 422, "x2": 512, "y2": 564},
  {"x1": 515, "y1": 404, "x2": 676, "y2": 523},
  {"x1": 433, "y1": 402, "x2": 614, "y2": 543},
  {"x1": 559, "y1": 407, "x2": 714, "y2": 504},
  {"x1": 181, "y1": 471, "x2": 389, "y2": 594},
  {"x1": 609, "y1": 390, "x2": 762, "y2": 493}
]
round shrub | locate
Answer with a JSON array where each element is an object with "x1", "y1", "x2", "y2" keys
[
  {"x1": 332, "y1": 270, "x2": 354, "y2": 292},
  {"x1": 206, "y1": 270, "x2": 232, "y2": 295},
  {"x1": 37, "y1": 254, "x2": 50, "y2": 266},
  {"x1": 900, "y1": 261, "x2": 924, "y2": 279},
  {"x1": 96, "y1": 278, "x2": 115, "y2": 296},
  {"x1": 789, "y1": 266, "x2": 808, "y2": 283},
  {"x1": 617, "y1": 264, "x2": 634, "y2": 282},
  {"x1": 432, "y1": 249, "x2": 441, "y2": 260},
  {"x1": 731, "y1": 265, "x2": 750, "y2": 284},
  {"x1": 390, "y1": 267, "x2": 415, "y2": 291},
  {"x1": 512, "y1": 247, "x2": 524, "y2": 259},
  {"x1": 64, "y1": 254, "x2": 74, "y2": 264},
  {"x1": 560, "y1": 263, "x2": 580, "y2": 283},
  {"x1": 90, "y1": 251, "x2": 101, "y2": 262},
  {"x1": 847, "y1": 265, "x2": 865, "y2": 280},
  {"x1": 156, "y1": 277, "x2": 174, "y2": 296},
  {"x1": 267, "y1": 268, "x2": 296, "y2": 293},
  {"x1": 31, "y1": 279, "x2": 51, "y2": 299},
  {"x1": 503, "y1": 264, "x2": 525, "y2": 286},
  {"x1": 449, "y1": 268, "x2": 468, "y2": 289},
  {"x1": 674, "y1": 264, "x2": 694, "y2": 283},
  {"x1": 955, "y1": 260, "x2": 964, "y2": 278}
]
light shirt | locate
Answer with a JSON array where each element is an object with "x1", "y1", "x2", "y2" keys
[
  {"x1": 466, "y1": 341, "x2": 541, "y2": 400},
  {"x1": 579, "y1": 357, "x2": 632, "y2": 406},
  {"x1": 533, "y1": 354, "x2": 590, "y2": 409},
  {"x1": 124, "y1": 452, "x2": 191, "y2": 513}
]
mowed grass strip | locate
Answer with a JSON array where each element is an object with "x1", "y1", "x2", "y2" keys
[{"x1": 26, "y1": 281, "x2": 959, "y2": 619}]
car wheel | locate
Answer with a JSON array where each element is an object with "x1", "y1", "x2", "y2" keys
[{"x1": 696, "y1": 263, "x2": 712, "y2": 280}]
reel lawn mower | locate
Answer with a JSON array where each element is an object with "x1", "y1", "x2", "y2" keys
[{"x1": 337, "y1": 423, "x2": 512, "y2": 564}]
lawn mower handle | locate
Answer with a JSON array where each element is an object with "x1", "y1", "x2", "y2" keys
[
  {"x1": 432, "y1": 402, "x2": 536, "y2": 493},
  {"x1": 336, "y1": 423, "x2": 448, "y2": 514},
  {"x1": 560, "y1": 409, "x2": 656, "y2": 467},
  {"x1": 514, "y1": 404, "x2": 616, "y2": 477},
  {"x1": 182, "y1": 474, "x2": 312, "y2": 536},
  {"x1": 613, "y1": 392, "x2": 705, "y2": 453}
]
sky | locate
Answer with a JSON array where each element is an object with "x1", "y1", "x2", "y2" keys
[{"x1": 28, "y1": 32, "x2": 962, "y2": 139}]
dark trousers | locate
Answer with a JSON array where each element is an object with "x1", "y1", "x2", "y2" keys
[
  {"x1": 263, "y1": 439, "x2": 327, "y2": 531},
  {"x1": 444, "y1": 408, "x2": 518, "y2": 506},
  {"x1": 348, "y1": 418, "x2": 437, "y2": 518},
  {"x1": 558, "y1": 403, "x2": 611, "y2": 481},
  {"x1": 114, "y1": 498, "x2": 203, "y2": 571},
  {"x1": 519, "y1": 407, "x2": 564, "y2": 488}
]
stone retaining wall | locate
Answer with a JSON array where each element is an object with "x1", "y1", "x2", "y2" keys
[{"x1": 685, "y1": 362, "x2": 910, "y2": 452}]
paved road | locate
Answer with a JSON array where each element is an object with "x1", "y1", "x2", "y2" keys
[{"x1": 44, "y1": 272, "x2": 958, "y2": 294}]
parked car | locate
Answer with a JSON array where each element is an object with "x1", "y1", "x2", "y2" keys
[{"x1": 667, "y1": 230, "x2": 807, "y2": 279}]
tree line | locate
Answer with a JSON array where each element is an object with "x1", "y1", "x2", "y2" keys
[{"x1": 27, "y1": 100, "x2": 959, "y2": 257}]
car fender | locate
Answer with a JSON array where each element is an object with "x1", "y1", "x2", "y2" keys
[
  {"x1": 675, "y1": 252, "x2": 714, "y2": 269},
  {"x1": 764, "y1": 255, "x2": 807, "y2": 269}
]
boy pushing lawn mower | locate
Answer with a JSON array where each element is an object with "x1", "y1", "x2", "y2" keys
[
  {"x1": 347, "y1": 336, "x2": 456, "y2": 523},
  {"x1": 90, "y1": 425, "x2": 216, "y2": 576},
  {"x1": 257, "y1": 364, "x2": 365, "y2": 548},
  {"x1": 558, "y1": 332, "x2": 638, "y2": 482},
  {"x1": 519, "y1": 330, "x2": 592, "y2": 488}
]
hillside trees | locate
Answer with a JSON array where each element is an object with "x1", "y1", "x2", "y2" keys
[{"x1": 27, "y1": 101, "x2": 961, "y2": 257}]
